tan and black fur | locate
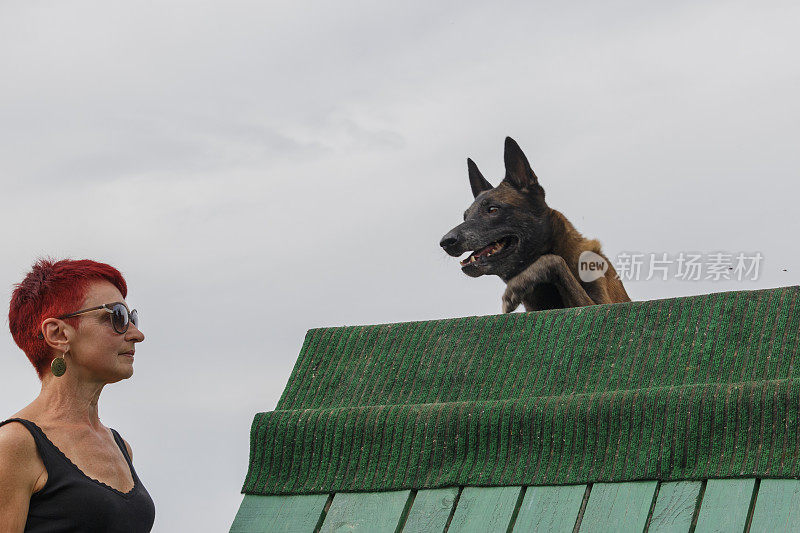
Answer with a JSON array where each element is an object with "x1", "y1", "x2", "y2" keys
[{"x1": 440, "y1": 137, "x2": 630, "y2": 312}]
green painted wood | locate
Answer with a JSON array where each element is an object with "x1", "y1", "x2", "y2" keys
[
  {"x1": 319, "y1": 490, "x2": 411, "y2": 533},
  {"x1": 229, "y1": 494, "x2": 328, "y2": 533},
  {"x1": 513, "y1": 484, "x2": 586, "y2": 532},
  {"x1": 401, "y1": 487, "x2": 459, "y2": 533},
  {"x1": 647, "y1": 481, "x2": 702, "y2": 533},
  {"x1": 749, "y1": 479, "x2": 800, "y2": 532},
  {"x1": 694, "y1": 478, "x2": 756, "y2": 533},
  {"x1": 447, "y1": 486, "x2": 522, "y2": 533},
  {"x1": 579, "y1": 481, "x2": 657, "y2": 533}
]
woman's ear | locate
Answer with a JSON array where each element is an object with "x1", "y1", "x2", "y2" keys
[{"x1": 40, "y1": 318, "x2": 71, "y2": 352}]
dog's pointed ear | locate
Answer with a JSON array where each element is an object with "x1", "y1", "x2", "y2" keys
[
  {"x1": 467, "y1": 158, "x2": 493, "y2": 198},
  {"x1": 503, "y1": 137, "x2": 540, "y2": 192}
]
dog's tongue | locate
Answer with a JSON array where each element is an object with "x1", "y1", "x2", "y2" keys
[{"x1": 459, "y1": 243, "x2": 498, "y2": 266}]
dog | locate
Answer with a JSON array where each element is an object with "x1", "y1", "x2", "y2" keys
[{"x1": 440, "y1": 137, "x2": 630, "y2": 312}]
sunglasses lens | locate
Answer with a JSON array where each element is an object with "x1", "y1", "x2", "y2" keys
[
  {"x1": 111, "y1": 304, "x2": 129, "y2": 334},
  {"x1": 130, "y1": 309, "x2": 139, "y2": 329}
]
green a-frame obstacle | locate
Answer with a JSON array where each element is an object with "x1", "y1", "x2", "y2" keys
[{"x1": 232, "y1": 286, "x2": 800, "y2": 532}]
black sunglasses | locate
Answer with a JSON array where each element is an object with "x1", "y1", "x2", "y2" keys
[{"x1": 38, "y1": 302, "x2": 139, "y2": 339}]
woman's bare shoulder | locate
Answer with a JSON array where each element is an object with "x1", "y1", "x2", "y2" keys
[
  {"x1": 0, "y1": 420, "x2": 35, "y2": 450},
  {"x1": 0, "y1": 420, "x2": 41, "y2": 462},
  {"x1": 110, "y1": 428, "x2": 134, "y2": 460},
  {"x1": 0, "y1": 421, "x2": 44, "y2": 531},
  {"x1": 0, "y1": 420, "x2": 43, "y2": 484},
  {"x1": 122, "y1": 437, "x2": 133, "y2": 460}
]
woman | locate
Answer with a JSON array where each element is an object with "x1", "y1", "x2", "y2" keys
[{"x1": 0, "y1": 259, "x2": 155, "y2": 532}]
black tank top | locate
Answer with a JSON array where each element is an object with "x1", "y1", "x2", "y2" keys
[{"x1": 0, "y1": 418, "x2": 156, "y2": 533}]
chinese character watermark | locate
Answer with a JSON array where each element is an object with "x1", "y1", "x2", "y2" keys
[{"x1": 610, "y1": 252, "x2": 763, "y2": 281}]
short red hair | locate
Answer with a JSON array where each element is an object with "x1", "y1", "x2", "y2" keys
[{"x1": 9, "y1": 258, "x2": 128, "y2": 378}]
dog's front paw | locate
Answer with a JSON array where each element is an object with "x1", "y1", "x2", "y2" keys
[
  {"x1": 502, "y1": 259, "x2": 554, "y2": 312},
  {"x1": 502, "y1": 283, "x2": 524, "y2": 313}
]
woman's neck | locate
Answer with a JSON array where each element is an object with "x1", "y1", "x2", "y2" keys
[{"x1": 29, "y1": 374, "x2": 106, "y2": 428}]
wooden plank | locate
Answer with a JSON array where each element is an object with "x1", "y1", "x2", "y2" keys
[
  {"x1": 749, "y1": 479, "x2": 800, "y2": 532},
  {"x1": 447, "y1": 486, "x2": 522, "y2": 533},
  {"x1": 401, "y1": 487, "x2": 459, "y2": 533},
  {"x1": 694, "y1": 478, "x2": 756, "y2": 533},
  {"x1": 579, "y1": 481, "x2": 657, "y2": 533},
  {"x1": 647, "y1": 481, "x2": 702, "y2": 533},
  {"x1": 513, "y1": 484, "x2": 586, "y2": 533},
  {"x1": 319, "y1": 490, "x2": 411, "y2": 533},
  {"x1": 229, "y1": 494, "x2": 329, "y2": 533}
]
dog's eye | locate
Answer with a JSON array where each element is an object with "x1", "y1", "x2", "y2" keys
[{"x1": 487, "y1": 206, "x2": 499, "y2": 214}]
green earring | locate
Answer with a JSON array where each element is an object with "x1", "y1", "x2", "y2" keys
[{"x1": 51, "y1": 352, "x2": 67, "y2": 377}]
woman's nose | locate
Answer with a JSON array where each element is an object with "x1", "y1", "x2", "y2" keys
[{"x1": 127, "y1": 324, "x2": 145, "y2": 342}]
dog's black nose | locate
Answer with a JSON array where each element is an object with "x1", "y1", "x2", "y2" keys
[
  {"x1": 440, "y1": 234, "x2": 459, "y2": 249},
  {"x1": 441, "y1": 228, "x2": 466, "y2": 256}
]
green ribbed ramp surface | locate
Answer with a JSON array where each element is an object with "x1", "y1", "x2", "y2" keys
[{"x1": 243, "y1": 286, "x2": 800, "y2": 495}]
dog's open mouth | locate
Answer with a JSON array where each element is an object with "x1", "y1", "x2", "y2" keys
[{"x1": 460, "y1": 236, "x2": 515, "y2": 266}]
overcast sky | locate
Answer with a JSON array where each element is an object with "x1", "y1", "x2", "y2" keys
[{"x1": 1, "y1": 1, "x2": 799, "y2": 531}]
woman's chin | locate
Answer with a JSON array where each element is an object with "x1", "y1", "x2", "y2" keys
[
  {"x1": 118, "y1": 355, "x2": 135, "y2": 374},
  {"x1": 120, "y1": 364, "x2": 135, "y2": 380},
  {"x1": 104, "y1": 362, "x2": 134, "y2": 382}
]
